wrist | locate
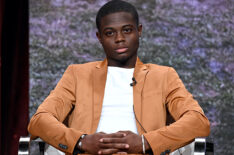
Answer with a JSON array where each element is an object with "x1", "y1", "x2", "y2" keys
[{"x1": 77, "y1": 134, "x2": 87, "y2": 152}]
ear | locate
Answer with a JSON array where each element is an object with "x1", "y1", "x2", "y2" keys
[
  {"x1": 137, "y1": 24, "x2": 142, "y2": 37},
  {"x1": 96, "y1": 31, "x2": 102, "y2": 44}
]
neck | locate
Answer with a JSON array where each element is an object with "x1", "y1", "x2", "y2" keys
[{"x1": 107, "y1": 56, "x2": 137, "y2": 68}]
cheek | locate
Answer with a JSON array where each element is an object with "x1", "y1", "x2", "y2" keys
[
  {"x1": 102, "y1": 38, "x2": 114, "y2": 46},
  {"x1": 102, "y1": 42, "x2": 112, "y2": 51},
  {"x1": 101, "y1": 40, "x2": 111, "y2": 48},
  {"x1": 128, "y1": 36, "x2": 139, "y2": 47},
  {"x1": 101, "y1": 40, "x2": 115, "y2": 55}
]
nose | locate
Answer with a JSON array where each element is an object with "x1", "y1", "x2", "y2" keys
[{"x1": 115, "y1": 32, "x2": 125, "y2": 43}]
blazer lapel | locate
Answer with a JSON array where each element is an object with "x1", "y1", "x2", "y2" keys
[
  {"x1": 133, "y1": 58, "x2": 149, "y2": 134},
  {"x1": 91, "y1": 59, "x2": 108, "y2": 133}
]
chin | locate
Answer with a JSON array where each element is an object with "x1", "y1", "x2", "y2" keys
[{"x1": 116, "y1": 55, "x2": 130, "y2": 63}]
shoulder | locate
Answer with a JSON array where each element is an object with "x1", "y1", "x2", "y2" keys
[
  {"x1": 67, "y1": 61, "x2": 101, "y2": 71},
  {"x1": 61, "y1": 61, "x2": 102, "y2": 77},
  {"x1": 145, "y1": 63, "x2": 181, "y2": 81},
  {"x1": 70, "y1": 61, "x2": 101, "y2": 68},
  {"x1": 147, "y1": 63, "x2": 176, "y2": 74}
]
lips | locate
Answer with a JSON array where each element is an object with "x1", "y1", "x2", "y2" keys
[{"x1": 115, "y1": 48, "x2": 128, "y2": 53}]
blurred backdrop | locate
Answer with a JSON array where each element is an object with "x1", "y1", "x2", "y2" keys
[{"x1": 29, "y1": 0, "x2": 234, "y2": 154}]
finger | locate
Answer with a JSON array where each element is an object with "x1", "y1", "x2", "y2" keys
[
  {"x1": 117, "y1": 152, "x2": 128, "y2": 155},
  {"x1": 103, "y1": 133, "x2": 126, "y2": 138},
  {"x1": 98, "y1": 149, "x2": 119, "y2": 155},
  {"x1": 99, "y1": 143, "x2": 129, "y2": 149},
  {"x1": 117, "y1": 130, "x2": 131, "y2": 133},
  {"x1": 117, "y1": 131, "x2": 132, "y2": 135},
  {"x1": 100, "y1": 137, "x2": 126, "y2": 143},
  {"x1": 117, "y1": 130, "x2": 132, "y2": 133}
]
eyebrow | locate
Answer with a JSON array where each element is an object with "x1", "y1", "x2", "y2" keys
[{"x1": 103, "y1": 24, "x2": 134, "y2": 31}]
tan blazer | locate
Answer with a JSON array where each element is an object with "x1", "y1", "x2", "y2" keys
[{"x1": 28, "y1": 58, "x2": 210, "y2": 155}]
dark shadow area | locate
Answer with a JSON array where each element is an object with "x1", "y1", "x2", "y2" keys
[{"x1": 1, "y1": 0, "x2": 29, "y2": 154}]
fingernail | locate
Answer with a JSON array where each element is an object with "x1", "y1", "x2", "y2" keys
[
  {"x1": 99, "y1": 139, "x2": 103, "y2": 142},
  {"x1": 125, "y1": 144, "x2": 129, "y2": 148},
  {"x1": 98, "y1": 151, "x2": 101, "y2": 154},
  {"x1": 123, "y1": 133, "x2": 126, "y2": 136}
]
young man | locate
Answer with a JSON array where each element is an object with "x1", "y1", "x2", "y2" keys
[{"x1": 28, "y1": 0, "x2": 210, "y2": 154}]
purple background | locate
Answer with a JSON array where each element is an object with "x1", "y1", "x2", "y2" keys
[{"x1": 30, "y1": 0, "x2": 234, "y2": 154}]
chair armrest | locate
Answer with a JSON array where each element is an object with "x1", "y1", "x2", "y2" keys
[
  {"x1": 18, "y1": 136, "x2": 45, "y2": 155},
  {"x1": 18, "y1": 137, "x2": 30, "y2": 155},
  {"x1": 194, "y1": 138, "x2": 214, "y2": 155}
]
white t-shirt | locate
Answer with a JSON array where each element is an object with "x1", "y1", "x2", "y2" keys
[{"x1": 96, "y1": 66, "x2": 138, "y2": 134}]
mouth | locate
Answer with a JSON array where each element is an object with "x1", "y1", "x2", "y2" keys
[{"x1": 115, "y1": 48, "x2": 128, "y2": 53}]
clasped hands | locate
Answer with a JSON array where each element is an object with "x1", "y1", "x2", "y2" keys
[{"x1": 78, "y1": 131, "x2": 150, "y2": 154}]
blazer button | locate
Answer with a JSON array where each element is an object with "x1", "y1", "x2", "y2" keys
[
  {"x1": 59, "y1": 143, "x2": 68, "y2": 150},
  {"x1": 165, "y1": 149, "x2": 171, "y2": 153}
]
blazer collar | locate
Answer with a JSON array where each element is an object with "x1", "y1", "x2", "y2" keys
[{"x1": 95, "y1": 57, "x2": 148, "y2": 71}]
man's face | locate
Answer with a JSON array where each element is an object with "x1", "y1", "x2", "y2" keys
[{"x1": 96, "y1": 12, "x2": 142, "y2": 68}]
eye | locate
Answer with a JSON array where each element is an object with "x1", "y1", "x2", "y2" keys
[
  {"x1": 105, "y1": 31, "x2": 114, "y2": 37},
  {"x1": 123, "y1": 28, "x2": 132, "y2": 33}
]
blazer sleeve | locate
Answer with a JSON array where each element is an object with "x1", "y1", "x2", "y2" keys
[
  {"x1": 28, "y1": 65, "x2": 84, "y2": 154},
  {"x1": 143, "y1": 67, "x2": 210, "y2": 155}
]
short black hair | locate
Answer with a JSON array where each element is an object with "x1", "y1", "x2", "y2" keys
[{"x1": 96, "y1": 0, "x2": 139, "y2": 31}]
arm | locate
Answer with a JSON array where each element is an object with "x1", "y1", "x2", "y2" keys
[
  {"x1": 143, "y1": 67, "x2": 210, "y2": 155},
  {"x1": 28, "y1": 65, "x2": 84, "y2": 153}
]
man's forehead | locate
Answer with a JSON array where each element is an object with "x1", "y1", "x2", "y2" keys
[{"x1": 100, "y1": 12, "x2": 136, "y2": 29}]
